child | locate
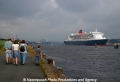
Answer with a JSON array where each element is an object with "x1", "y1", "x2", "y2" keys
[{"x1": 35, "y1": 45, "x2": 42, "y2": 66}]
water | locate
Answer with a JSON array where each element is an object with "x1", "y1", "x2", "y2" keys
[{"x1": 30, "y1": 44, "x2": 120, "y2": 82}]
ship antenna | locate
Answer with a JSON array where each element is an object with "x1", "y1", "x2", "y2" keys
[{"x1": 95, "y1": 28, "x2": 98, "y2": 32}]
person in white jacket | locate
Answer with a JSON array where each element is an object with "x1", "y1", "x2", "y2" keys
[{"x1": 12, "y1": 40, "x2": 20, "y2": 66}]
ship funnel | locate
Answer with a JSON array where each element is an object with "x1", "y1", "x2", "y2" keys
[
  {"x1": 80, "y1": 30, "x2": 82, "y2": 33},
  {"x1": 78, "y1": 30, "x2": 83, "y2": 34}
]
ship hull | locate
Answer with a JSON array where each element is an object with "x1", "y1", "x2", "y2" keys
[{"x1": 64, "y1": 39, "x2": 109, "y2": 46}]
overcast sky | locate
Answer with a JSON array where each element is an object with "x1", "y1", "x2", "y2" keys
[{"x1": 0, "y1": 0, "x2": 120, "y2": 41}]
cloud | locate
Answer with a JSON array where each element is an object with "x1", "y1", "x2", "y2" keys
[
  {"x1": 56, "y1": 0, "x2": 100, "y2": 13},
  {"x1": 0, "y1": 0, "x2": 120, "y2": 41},
  {"x1": 0, "y1": 0, "x2": 43, "y2": 17},
  {"x1": 50, "y1": 0, "x2": 58, "y2": 8}
]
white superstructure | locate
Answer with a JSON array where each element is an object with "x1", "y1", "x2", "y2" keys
[{"x1": 66, "y1": 28, "x2": 106, "y2": 41}]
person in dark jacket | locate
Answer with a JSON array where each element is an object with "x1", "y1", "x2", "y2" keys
[{"x1": 35, "y1": 45, "x2": 42, "y2": 66}]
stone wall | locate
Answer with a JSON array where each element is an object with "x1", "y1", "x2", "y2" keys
[{"x1": 40, "y1": 55, "x2": 70, "y2": 82}]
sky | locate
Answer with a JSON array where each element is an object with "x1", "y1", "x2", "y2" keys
[{"x1": 0, "y1": 0, "x2": 120, "y2": 41}]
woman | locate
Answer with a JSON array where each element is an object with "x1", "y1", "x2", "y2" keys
[
  {"x1": 12, "y1": 40, "x2": 20, "y2": 66},
  {"x1": 20, "y1": 40, "x2": 27, "y2": 65},
  {"x1": 35, "y1": 45, "x2": 42, "y2": 66}
]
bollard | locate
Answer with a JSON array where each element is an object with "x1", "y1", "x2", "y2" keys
[
  {"x1": 57, "y1": 67, "x2": 63, "y2": 73},
  {"x1": 53, "y1": 60, "x2": 55, "y2": 66},
  {"x1": 47, "y1": 58, "x2": 53, "y2": 65},
  {"x1": 42, "y1": 54, "x2": 46, "y2": 58}
]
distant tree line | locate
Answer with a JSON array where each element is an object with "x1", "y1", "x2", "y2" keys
[{"x1": 108, "y1": 39, "x2": 120, "y2": 44}]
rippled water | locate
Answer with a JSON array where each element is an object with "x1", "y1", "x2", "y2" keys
[{"x1": 31, "y1": 44, "x2": 120, "y2": 82}]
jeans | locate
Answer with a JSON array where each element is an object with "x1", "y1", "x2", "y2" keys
[
  {"x1": 13, "y1": 50, "x2": 19, "y2": 58},
  {"x1": 36, "y1": 56, "x2": 40, "y2": 63},
  {"x1": 20, "y1": 53, "x2": 26, "y2": 63}
]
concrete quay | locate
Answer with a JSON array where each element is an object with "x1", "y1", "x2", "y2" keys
[
  {"x1": 0, "y1": 52, "x2": 47, "y2": 82},
  {"x1": 0, "y1": 49, "x2": 68, "y2": 82}
]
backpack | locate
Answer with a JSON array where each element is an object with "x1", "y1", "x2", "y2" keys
[{"x1": 20, "y1": 46, "x2": 25, "y2": 52}]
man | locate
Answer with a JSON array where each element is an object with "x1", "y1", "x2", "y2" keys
[{"x1": 4, "y1": 38, "x2": 13, "y2": 64}]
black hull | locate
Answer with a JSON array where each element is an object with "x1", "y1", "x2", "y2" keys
[{"x1": 64, "y1": 39, "x2": 109, "y2": 46}]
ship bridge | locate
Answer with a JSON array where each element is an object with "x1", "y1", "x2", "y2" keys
[{"x1": 92, "y1": 29, "x2": 106, "y2": 39}]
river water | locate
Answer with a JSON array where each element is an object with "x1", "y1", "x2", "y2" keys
[{"x1": 30, "y1": 44, "x2": 120, "y2": 82}]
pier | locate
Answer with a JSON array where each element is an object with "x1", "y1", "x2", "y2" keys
[{"x1": 0, "y1": 46, "x2": 68, "y2": 82}]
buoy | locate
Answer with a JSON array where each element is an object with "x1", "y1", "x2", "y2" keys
[{"x1": 95, "y1": 43, "x2": 97, "y2": 48}]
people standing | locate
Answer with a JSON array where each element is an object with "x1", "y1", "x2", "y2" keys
[
  {"x1": 35, "y1": 45, "x2": 42, "y2": 66},
  {"x1": 20, "y1": 40, "x2": 27, "y2": 65},
  {"x1": 4, "y1": 38, "x2": 13, "y2": 65},
  {"x1": 12, "y1": 40, "x2": 20, "y2": 66}
]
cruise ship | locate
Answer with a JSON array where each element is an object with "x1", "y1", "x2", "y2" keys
[{"x1": 64, "y1": 28, "x2": 109, "y2": 46}]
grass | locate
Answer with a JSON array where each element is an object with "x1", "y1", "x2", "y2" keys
[
  {"x1": 0, "y1": 40, "x2": 6, "y2": 54},
  {"x1": 0, "y1": 40, "x2": 6, "y2": 50},
  {"x1": 27, "y1": 46, "x2": 36, "y2": 56}
]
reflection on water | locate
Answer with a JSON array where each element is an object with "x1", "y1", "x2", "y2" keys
[{"x1": 30, "y1": 44, "x2": 120, "y2": 82}]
